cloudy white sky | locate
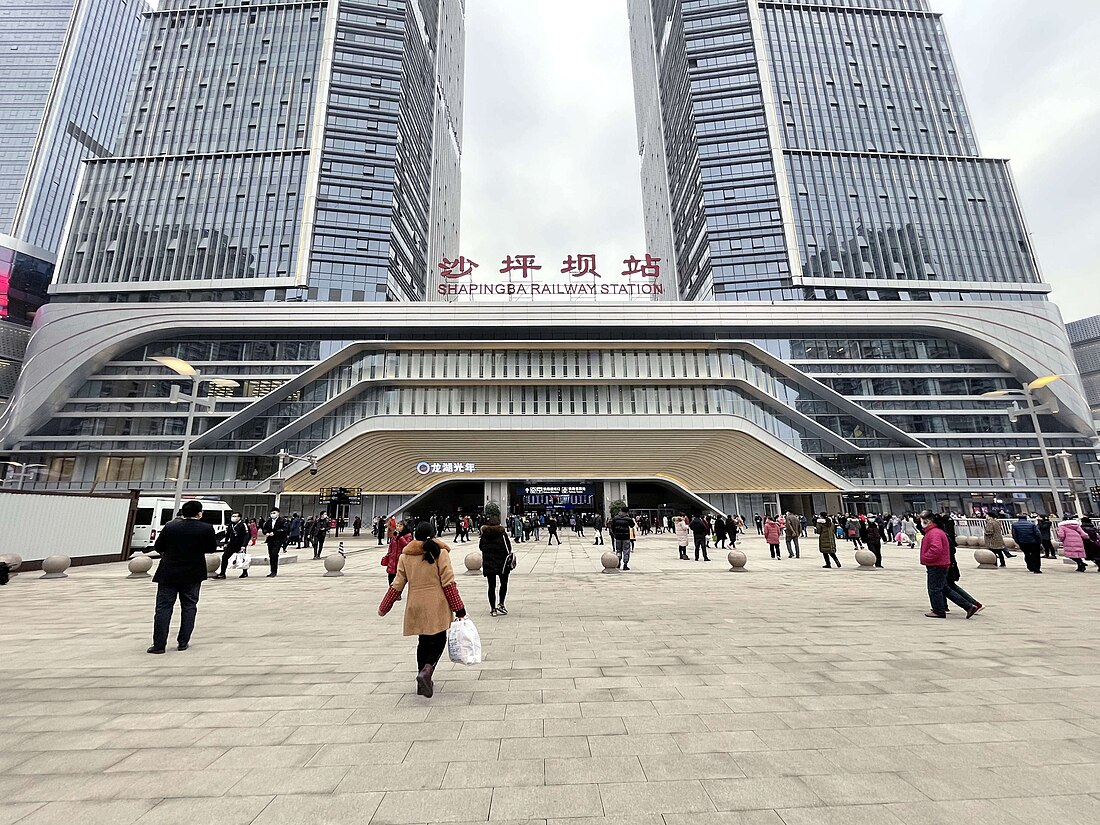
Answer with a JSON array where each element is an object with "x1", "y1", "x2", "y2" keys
[{"x1": 460, "y1": 0, "x2": 1100, "y2": 319}]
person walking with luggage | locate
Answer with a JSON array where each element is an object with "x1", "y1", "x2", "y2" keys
[
  {"x1": 148, "y1": 500, "x2": 216, "y2": 653},
  {"x1": 763, "y1": 515, "x2": 782, "y2": 560},
  {"x1": 383, "y1": 521, "x2": 412, "y2": 585},
  {"x1": 378, "y1": 522, "x2": 467, "y2": 698},
  {"x1": 816, "y1": 514, "x2": 841, "y2": 568},
  {"x1": 1011, "y1": 514, "x2": 1044, "y2": 574},
  {"x1": 260, "y1": 508, "x2": 288, "y2": 577},
  {"x1": 1037, "y1": 514, "x2": 1057, "y2": 559},
  {"x1": 784, "y1": 511, "x2": 801, "y2": 558},
  {"x1": 689, "y1": 514, "x2": 711, "y2": 562},
  {"x1": 674, "y1": 515, "x2": 690, "y2": 560},
  {"x1": 215, "y1": 512, "x2": 249, "y2": 579},
  {"x1": 939, "y1": 511, "x2": 984, "y2": 618},
  {"x1": 610, "y1": 507, "x2": 637, "y2": 570},
  {"x1": 546, "y1": 516, "x2": 561, "y2": 546},
  {"x1": 1058, "y1": 515, "x2": 1091, "y2": 572},
  {"x1": 312, "y1": 511, "x2": 330, "y2": 560},
  {"x1": 920, "y1": 511, "x2": 953, "y2": 619},
  {"x1": 865, "y1": 517, "x2": 883, "y2": 568},
  {"x1": 985, "y1": 511, "x2": 1010, "y2": 566},
  {"x1": 479, "y1": 514, "x2": 514, "y2": 616},
  {"x1": 714, "y1": 516, "x2": 729, "y2": 550}
]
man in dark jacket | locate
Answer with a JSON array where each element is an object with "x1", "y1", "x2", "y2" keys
[
  {"x1": 261, "y1": 508, "x2": 289, "y2": 576},
  {"x1": 610, "y1": 507, "x2": 636, "y2": 570},
  {"x1": 689, "y1": 515, "x2": 711, "y2": 562},
  {"x1": 149, "y1": 500, "x2": 216, "y2": 653},
  {"x1": 1011, "y1": 514, "x2": 1044, "y2": 573},
  {"x1": 215, "y1": 512, "x2": 249, "y2": 579}
]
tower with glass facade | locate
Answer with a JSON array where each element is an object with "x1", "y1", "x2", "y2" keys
[
  {"x1": 629, "y1": 0, "x2": 1047, "y2": 303},
  {"x1": 51, "y1": 0, "x2": 464, "y2": 303},
  {"x1": 0, "y1": 0, "x2": 149, "y2": 409}
]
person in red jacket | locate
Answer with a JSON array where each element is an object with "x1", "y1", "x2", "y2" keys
[
  {"x1": 383, "y1": 521, "x2": 412, "y2": 585},
  {"x1": 763, "y1": 515, "x2": 782, "y2": 560},
  {"x1": 919, "y1": 511, "x2": 952, "y2": 618}
]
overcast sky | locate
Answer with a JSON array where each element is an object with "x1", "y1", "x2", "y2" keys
[{"x1": 460, "y1": 0, "x2": 1100, "y2": 319}]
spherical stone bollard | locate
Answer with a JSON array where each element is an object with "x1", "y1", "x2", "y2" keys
[
  {"x1": 727, "y1": 549, "x2": 747, "y2": 572},
  {"x1": 0, "y1": 553, "x2": 23, "y2": 576},
  {"x1": 854, "y1": 548, "x2": 878, "y2": 569},
  {"x1": 1003, "y1": 537, "x2": 1018, "y2": 551},
  {"x1": 127, "y1": 554, "x2": 153, "y2": 579},
  {"x1": 601, "y1": 551, "x2": 621, "y2": 573},
  {"x1": 39, "y1": 555, "x2": 71, "y2": 579},
  {"x1": 323, "y1": 553, "x2": 346, "y2": 577},
  {"x1": 974, "y1": 548, "x2": 1000, "y2": 569},
  {"x1": 205, "y1": 554, "x2": 221, "y2": 575},
  {"x1": 464, "y1": 550, "x2": 483, "y2": 575}
]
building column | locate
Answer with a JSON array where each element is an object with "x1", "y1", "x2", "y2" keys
[
  {"x1": 603, "y1": 481, "x2": 629, "y2": 515},
  {"x1": 484, "y1": 481, "x2": 509, "y2": 520}
]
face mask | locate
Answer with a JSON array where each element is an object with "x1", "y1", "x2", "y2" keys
[
  {"x1": 270, "y1": 513, "x2": 278, "y2": 519},
  {"x1": 231, "y1": 517, "x2": 240, "y2": 523}
]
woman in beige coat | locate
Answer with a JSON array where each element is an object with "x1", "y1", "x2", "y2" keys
[{"x1": 379, "y1": 522, "x2": 466, "y2": 698}]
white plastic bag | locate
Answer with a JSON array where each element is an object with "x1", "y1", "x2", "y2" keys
[
  {"x1": 447, "y1": 617, "x2": 482, "y2": 665},
  {"x1": 230, "y1": 551, "x2": 251, "y2": 570}
]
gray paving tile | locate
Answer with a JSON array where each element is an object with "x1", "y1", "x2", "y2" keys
[
  {"x1": 702, "y1": 777, "x2": 823, "y2": 811},
  {"x1": 371, "y1": 788, "x2": 492, "y2": 824},
  {"x1": 545, "y1": 756, "x2": 644, "y2": 785},
  {"x1": 13, "y1": 799, "x2": 157, "y2": 825},
  {"x1": 134, "y1": 796, "x2": 275, "y2": 825},
  {"x1": 441, "y1": 760, "x2": 545, "y2": 789},
  {"x1": 800, "y1": 774, "x2": 927, "y2": 806},
  {"x1": 490, "y1": 784, "x2": 602, "y2": 820},
  {"x1": 776, "y1": 804, "x2": 907, "y2": 825},
  {"x1": 250, "y1": 792, "x2": 383, "y2": 825},
  {"x1": 599, "y1": 779, "x2": 716, "y2": 815}
]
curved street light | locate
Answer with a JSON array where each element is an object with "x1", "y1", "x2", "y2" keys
[{"x1": 149, "y1": 357, "x2": 239, "y2": 516}]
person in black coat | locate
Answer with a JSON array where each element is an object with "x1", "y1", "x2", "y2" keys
[
  {"x1": 215, "y1": 512, "x2": 249, "y2": 579},
  {"x1": 479, "y1": 516, "x2": 513, "y2": 616},
  {"x1": 260, "y1": 508, "x2": 289, "y2": 576},
  {"x1": 689, "y1": 515, "x2": 711, "y2": 562},
  {"x1": 149, "y1": 500, "x2": 216, "y2": 653}
]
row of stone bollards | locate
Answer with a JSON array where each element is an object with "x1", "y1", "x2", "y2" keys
[{"x1": 0, "y1": 553, "x2": 71, "y2": 579}]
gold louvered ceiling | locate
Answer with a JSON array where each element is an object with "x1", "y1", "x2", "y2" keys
[{"x1": 284, "y1": 429, "x2": 841, "y2": 494}]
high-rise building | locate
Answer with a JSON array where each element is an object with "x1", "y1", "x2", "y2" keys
[
  {"x1": 629, "y1": 0, "x2": 1047, "y2": 304},
  {"x1": 50, "y1": 0, "x2": 463, "y2": 304},
  {"x1": 0, "y1": 0, "x2": 148, "y2": 408},
  {"x1": 0, "y1": 0, "x2": 1096, "y2": 523},
  {"x1": 1067, "y1": 316, "x2": 1100, "y2": 423}
]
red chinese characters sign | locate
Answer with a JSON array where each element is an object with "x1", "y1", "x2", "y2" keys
[{"x1": 437, "y1": 253, "x2": 665, "y2": 297}]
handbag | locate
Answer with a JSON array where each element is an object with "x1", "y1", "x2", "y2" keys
[{"x1": 504, "y1": 533, "x2": 517, "y2": 572}]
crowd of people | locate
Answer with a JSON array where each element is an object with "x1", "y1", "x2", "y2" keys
[{"x1": 144, "y1": 497, "x2": 1099, "y2": 699}]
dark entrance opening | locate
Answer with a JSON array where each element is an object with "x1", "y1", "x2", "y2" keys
[
  {"x1": 404, "y1": 481, "x2": 484, "y2": 522},
  {"x1": 626, "y1": 480, "x2": 702, "y2": 523}
]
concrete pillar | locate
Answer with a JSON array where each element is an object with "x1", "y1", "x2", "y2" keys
[
  {"x1": 484, "y1": 482, "x2": 510, "y2": 519},
  {"x1": 603, "y1": 481, "x2": 628, "y2": 515}
]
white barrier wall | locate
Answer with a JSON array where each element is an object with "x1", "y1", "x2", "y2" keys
[{"x1": 0, "y1": 491, "x2": 132, "y2": 562}]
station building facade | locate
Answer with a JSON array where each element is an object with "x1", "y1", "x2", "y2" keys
[
  {"x1": 1, "y1": 0, "x2": 1097, "y2": 520},
  {"x1": 2, "y1": 300, "x2": 1096, "y2": 522}
]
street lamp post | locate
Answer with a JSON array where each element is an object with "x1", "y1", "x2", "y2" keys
[
  {"x1": 272, "y1": 448, "x2": 319, "y2": 510},
  {"x1": 984, "y1": 375, "x2": 1065, "y2": 518},
  {"x1": 151, "y1": 357, "x2": 239, "y2": 517}
]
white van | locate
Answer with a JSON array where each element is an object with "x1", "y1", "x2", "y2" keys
[{"x1": 131, "y1": 497, "x2": 234, "y2": 551}]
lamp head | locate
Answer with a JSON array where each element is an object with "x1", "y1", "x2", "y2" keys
[{"x1": 151, "y1": 356, "x2": 198, "y2": 378}]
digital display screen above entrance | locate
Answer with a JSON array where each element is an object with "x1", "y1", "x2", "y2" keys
[
  {"x1": 522, "y1": 484, "x2": 595, "y2": 508},
  {"x1": 319, "y1": 487, "x2": 362, "y2": 505},
  {"x1": 416, "y1": 462, "x2": 477, "y2": 475}
]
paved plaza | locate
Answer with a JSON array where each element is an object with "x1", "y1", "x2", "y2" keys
[{"x1": 1, "y1": 530, "x2": 1099, "y2": 825}]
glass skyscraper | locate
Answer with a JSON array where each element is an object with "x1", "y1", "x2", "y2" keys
[
  {"x1": 629, "y1": 0, "x2": 1046, "y2": 303},
  {"x1": 0, "y1": 0, "x2": 148, "y2": 409},
  {"x1": 51, "y1": 0, "x2": 463, "y2": 304}
]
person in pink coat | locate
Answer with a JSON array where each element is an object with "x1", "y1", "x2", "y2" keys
[
  {"x1": 919, "y1": 512, "x2": 952, "y2": 618},
  {"x1": 1057, "y1": 517, "x2": 1090, "y2": 573},
  {"x1": 763, "y1": 516, "x2": 782, "y2": 560}
]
